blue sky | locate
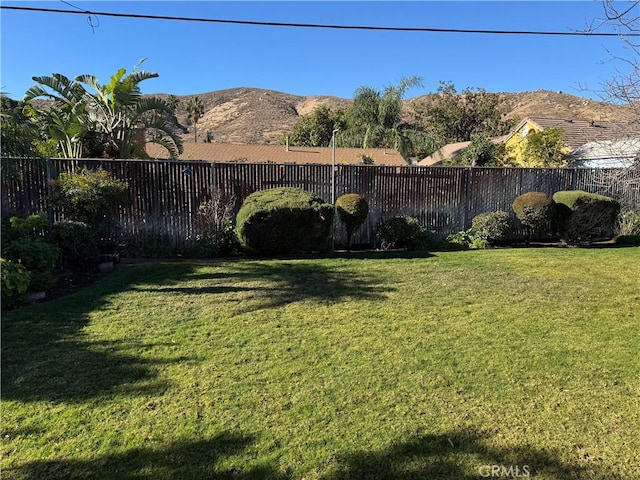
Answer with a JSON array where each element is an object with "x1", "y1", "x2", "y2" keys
[{"x1": 0, "y1": 1, "x2": 635, "y2": 101}]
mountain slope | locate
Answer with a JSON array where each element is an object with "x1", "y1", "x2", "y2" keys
[{"x1": 160, "y1": 87, "x2": 636, "y2": 145}]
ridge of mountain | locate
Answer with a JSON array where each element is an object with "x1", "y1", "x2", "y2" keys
[{"x1": 157, "y1": 87, "x2": 637, "y2": 144}]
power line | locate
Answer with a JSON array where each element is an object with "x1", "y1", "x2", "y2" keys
[{"x1": 2, "y1": 4, "x2": 637, "y2": 37}]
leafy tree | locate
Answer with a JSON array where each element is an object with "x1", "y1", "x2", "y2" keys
[
  {"x1": 412, "y1": 81, "x2": 514, "y2": 146},
  {"x1": 447, "y1": 132, "x2": 506, "y2": 166},
  {"x1": 0, "y1": 95, "x2": 39, "y2": 158},
  {"x1": 186, "y1": 96, "x2": 205, "y2": 142},
  {"x1": 505, "y1": 127, "x2": 569, "y2": 167},
  {"x1": 283, "y1": 106, "x2": 346, "y2": 147},
  {"x1": 23, "y1": 61, "x2": 183, "y2": 159}
]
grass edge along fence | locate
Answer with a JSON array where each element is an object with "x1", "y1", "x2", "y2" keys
[{"x1": 2, "y1": 157, "x2": 637, "y2": 250}]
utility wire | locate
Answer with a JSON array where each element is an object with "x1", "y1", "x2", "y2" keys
[
  {"x1": 58, "y1": 0, "x2": 100, "y2": 33},
  {"x1": 2, "y1": 4, "x2": 637, "y2": 37}
]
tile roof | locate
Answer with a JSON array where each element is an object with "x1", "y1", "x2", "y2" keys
[
  {"x1": 145, "y1": 143, "x2": 408, "y2": 166},
  {"x1": 509, "y1": 118, "x2": 640, "y2": 150},
  {"x1": 417, "y1": 136, "x2": 508, "y2": 166}
]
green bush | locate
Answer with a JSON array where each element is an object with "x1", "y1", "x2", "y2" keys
[
  {"x1": 4, "y1": 238, "x2": 59, "y2": 292},
  {"x1": 470, "y1": 211, "x2": 515, "y2": 245},
  {"x1": 512, "y1": 192, "x2": 556, "y2": 240},
  {"x1": 235, "y1": 187, "x2": 334, "y2": 255},
  {"x1": 50, "y1": 220, "x2": 99, "y2": 268},
  {"x1": 52, "y1": 168, "x2": 128, "y2": 227},
  {"x1": 376, "y1": 216, "x2": 428, "y2": 250},
  {"x1": 2, "y1": 214, "x2": 48, "y2": 254},
  {"x1": 1, "y1": 258, "x2": 30, "y2": 310},
  {"x1": 553, "y1": 190, "x2": 620, "y2": 244},
  {"x1": 445, "y1": 230, "x2": 473, "y2": 250},
  {"x1": 9, "y1": 213, "x2": 48, "y2": 237},
  {"x1": 336, "y1": 193, "x2": 369, "y2": 250}
]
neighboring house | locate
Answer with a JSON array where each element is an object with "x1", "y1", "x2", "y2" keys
[
  {"x1": 418, "y1": 117, "x2": 640, "y2": 166},
  {"x1": 418, "y1": 141, "x2": 472, "y2": 166},
  {"x1": 145, "y1": 143, "x2": 407, "y2": 166},
  {"x1": 417, "y1": 137, "x2": 507, "y2": 166},
  {"x1": 569, "y1": 137, "x2": 640, "y2": 168},
  {"x1": 504, "y1": 118, "x2": 638, "y2": 151}
]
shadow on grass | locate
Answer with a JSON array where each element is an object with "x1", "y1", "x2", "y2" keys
[
  {"x1": 2, "y1": 258, "x2": 394, "y2": 403},
  {"x1": 7, "y1": 431, "x2": 291, "y2": 480},
  {"x1": 1, "y1": 263, "x2": 202, "y2": 404},
  {"x1": 322, "y1": 428, "x2": 622, "y2": 480},
  {"x1": 139, "y1": 260, "x2": 394, "y2": 311}
]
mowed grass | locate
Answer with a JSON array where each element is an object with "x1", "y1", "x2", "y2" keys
[{"x1": 2, "y1": 248, "x2": 639, "y2": 479}]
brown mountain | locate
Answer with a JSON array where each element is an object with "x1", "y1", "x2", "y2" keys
[
  {"x1": 160, "y1": 87, "x2": 636, "y2": 145},
  {"x1": 162, "y1": 88, "x2": 351, "y2": 145}
]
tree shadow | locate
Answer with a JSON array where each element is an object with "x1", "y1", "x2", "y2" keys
[
  {"x1": 7, "y1": 432, "x2": 291, "y2": 480},
  {"x1": 2, "y1": 259, "x2": 394, "y2": 403},
  {"x1": 137, "y1": 260, "x2": 395, "y2": 312},
  {"x1": 232, "y1": 261, "x2": 392, "y2": 310},
  {"x1": 322, "y1": 428, "x2": 622, "y2": 480},
  {"x1": 1, "y1": 263, "x2": 202, "y2": 404}
]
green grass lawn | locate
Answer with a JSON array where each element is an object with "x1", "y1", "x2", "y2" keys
[{"x1": 2, "y1": 248, "x2": 639, "y2": 479}]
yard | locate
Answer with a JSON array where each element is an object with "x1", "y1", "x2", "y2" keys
[{"x1": 1, "y1": 248, "x2": 639, "y2": 479}]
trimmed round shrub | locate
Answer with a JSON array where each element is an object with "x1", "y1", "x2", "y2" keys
[
  {"x1": 512, "y1": 192, "x2": 556, "y2": 239},
  {"x1": 3, "y1": 238, "x2": 59, "y2": 292},
  {"x1": 376, "y1": 216, "x2": 426, "y2": 250},
  {"x1": 235, "y1": 187, "x2": 334, "y2": 255},
  {"x1": 50, "y1": 220, "x2": 99, "y2": 268},
  {"x1": 1, "y1": 258, "x2": 30, "y2": 310},
  {"x1": 336, "y1": 193, "x2": 369, "y2": 250},
  {"x1": 470, "y1": 211, "x2": 515, "y2": 246},
  {"x1": 553, "y1": 190, "x2": 620, "y2": 244}
]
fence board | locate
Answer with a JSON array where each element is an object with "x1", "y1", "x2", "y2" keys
[{"x1": 2, "y1": 158, "x2": 638, "y2": 249}]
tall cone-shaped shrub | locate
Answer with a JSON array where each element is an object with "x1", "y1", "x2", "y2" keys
[{"x1": 336, "y1": 193, "x2": 369, "y2": 250}]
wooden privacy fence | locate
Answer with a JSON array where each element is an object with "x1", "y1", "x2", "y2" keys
[{"x1": 2, "y1": 157, "x2": 638, "y2": 249}]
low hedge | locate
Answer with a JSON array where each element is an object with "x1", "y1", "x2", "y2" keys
[{"x1": 470, "y1": 211, "x2": 515, "y2": 246}]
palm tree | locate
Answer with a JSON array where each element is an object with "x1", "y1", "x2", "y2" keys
[
  {"x1": 186, "y1": 96, "x2": 205, "y2": 142},
  {"x1": 24, "y1": 73, "x2": 88, "y2": 158},
  {"x1": 76, "y1": 62, "x2": 182, "y2": 158},
  {"x1": 166, "y1": 94, "x2": 180, "y2": 112},
  {"x1": 347, "y1": 76, "x2": 435, "y2": 162},
  {"x1": 24, "y1": 61, "x2": 183, "y2": 159}
]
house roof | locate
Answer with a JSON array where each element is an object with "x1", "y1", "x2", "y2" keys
[
  {"x1": 417, "y1": 135, "x2": 508, "y2": 166},
  {"x1": 145, "y1": 143, "x2": 408, "y2": 166},
  {"x1": 506, "y1": 118, "x2": 640, "y2": 150},
  {"x1": 417, "y1": 141, "x2": 471, "y2": 166},
  {"x1": 569, "y1": 136, "x2": 639, "y2": 168}
]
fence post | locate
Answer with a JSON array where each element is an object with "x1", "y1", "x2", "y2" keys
[
  {"x1": 463, "y1": 167, "x2": 473, "y2": 230},
  {"x1": 45, "y1": 157, "x2": 53, "y2": 229}
]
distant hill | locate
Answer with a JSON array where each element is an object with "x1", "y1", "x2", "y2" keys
[
  {"x1": 157, "y1": 87, "x2": 636, "y2": 145},
  {"x1": 408, "y1": 89, "x2": 638, "y2": 125},
  {"x1": 156, "y1": 88, "x2": 351, "y2": 145}
]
